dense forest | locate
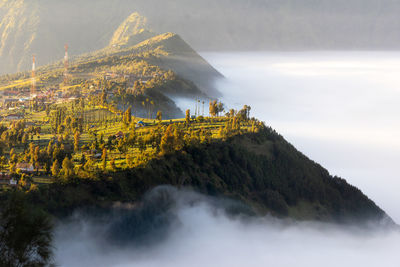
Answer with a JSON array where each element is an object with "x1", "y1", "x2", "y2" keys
[{"x1": 25, "y1": 125, "x2": 388, "y2": 224}]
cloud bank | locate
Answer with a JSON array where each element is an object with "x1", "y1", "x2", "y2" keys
[
  {"x1": 201, "y1": 51, "x2": 400, "y2": 223},
  {"x1": 54, "y1": 186, "x2": 399, "y2": 267}
]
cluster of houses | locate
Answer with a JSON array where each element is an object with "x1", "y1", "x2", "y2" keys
[
  {"x1": 0, "y1": 172, "x2": 17, "y2": 186},
  {"x1": 0, "y1": 162, "x2": 49, "y2": 187},
  {"x1": 0, "y1": 87, "x2": 70, "y2": 107}
]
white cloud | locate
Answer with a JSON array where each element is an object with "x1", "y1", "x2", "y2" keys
[
  {"x1": 202, "y1": 51, "x2": 400, "y2": 223},
  {"x1": 54, "y1": 187, "x2": 399, "y2": 267}
]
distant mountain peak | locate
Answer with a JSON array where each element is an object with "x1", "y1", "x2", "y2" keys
[
  {"x1": 132, "y1": 32, "x2": 206, "y2": 57},
  {"x1": 109, "y1": 12, "x2": 155, "y2": 48}
]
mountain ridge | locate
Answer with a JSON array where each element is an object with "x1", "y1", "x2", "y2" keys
[{"x1": 109, "y1": 12, "x2": 155, "y2": 49}]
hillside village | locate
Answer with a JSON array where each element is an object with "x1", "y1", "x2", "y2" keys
[
  {"x1": 0, "y1": 93, "x2": 257, "y2": 189},
  {"x1": 0, "y1": 34, "x2": 257, "y2": 190}
]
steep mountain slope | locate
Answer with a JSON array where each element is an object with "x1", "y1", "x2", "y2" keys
[
  {"x1": 28, "y1": 127, "x2": 394, "y2": 225},
  {"x1": 128, "y1": 32, "x2": 223, "y2": 96},
  {"x1": 0, "y1": 0, "x2": 131, "y2": 74},
  {"x1": 76, "y1": 30, "x2": 223, "y2": 96},
  {"x1": 0, "y1": 0, "x2": 39, "y2": 74}
]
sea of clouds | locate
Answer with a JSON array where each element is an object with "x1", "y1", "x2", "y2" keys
[
  {"x1": 204, "y1": 51, "x2": 400, "y2": 223},
  {"x1": 54, "y1": 186, "x2": 399, "y2": 267}
]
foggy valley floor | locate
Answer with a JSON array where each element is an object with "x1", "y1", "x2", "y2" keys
[{"x1": 55, "y1": 186, "x2": 399, "y2": 267}]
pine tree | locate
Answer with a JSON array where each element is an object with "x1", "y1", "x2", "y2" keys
[
  {"x1": 123, "y1": 106, "x2": 132, "y2": 125},
  {"x1": 0, "y1": 192, "x2": 53, "y2": 266},
  {"x1": 156, "y1": 110, "x2": 162, "y2": 122},
  {"x1": 185, "y1": 109, "x2": 191, "y2": 125},
  {"x1": 101, "y1": 148, "x2": 107, "y2": 171},
  {"x1": 51, "y1": 160, "x2": 59, "y2": 177},
  {"x1": 173, "y1": 128, "x2": 184, "y2": 151},
  {"x1": 110, "y1": 158, "x2": 116, "y2": 171},
  {"x1": 61, "y1": 157, "x2": 74, "y2": 179},
  {"x1": 73, "y1": 131, "x2": 80, "y2": 152},
  {"x1": 160, "y1": 125, "x2": 175, "y2": 155},
  {"x1": 126, "y1": 154, "x2": 133, "y2": 168},
  {"x1": 209, "y1": 100, "x2": 217, "y2": 117}
]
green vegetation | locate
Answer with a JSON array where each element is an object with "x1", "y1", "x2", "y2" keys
[
  {"x1": 0, "y1": 96, "x2": 389, "y2": 224},
  {"x1": 0, "y1": 191, "x2": 53, "y2": 267},
  {"x1": 0, "y1": 101, "x2": 392, "y2": 266},
  {"x1": 0, "y1": 96, "x2": 386, "y2": 221},
  {"x1": 4, "y1": 112, "x2": 384, "y2": 226}
]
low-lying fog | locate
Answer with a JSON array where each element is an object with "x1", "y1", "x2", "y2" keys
[
  {"x1": 203, "y1": 51, "x2": 400, "y2": 223},
  {"x1": 55, "y1": 187, "x2": 399, "y2": 267},
  {"x1": 55, "y1": 52, "x2": 400, "y2": 266}
]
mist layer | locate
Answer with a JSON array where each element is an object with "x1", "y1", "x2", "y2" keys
[
  {"x1": 201, "y1": 51, "x2": 400, "y2": 223},
  {"x1": 54, "y1": 186, "x2": 399, "y2": 267}
]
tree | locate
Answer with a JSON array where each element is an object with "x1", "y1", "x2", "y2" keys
[
  {"x1": 0, "y1": 156, "x2": 6, "y2": 171},
  {"x1": 174, "y1": 128, "x2": 184, "y2": 151},
  {"x1": 218, "y1": 126, "x2": 225, "y2": 139},
  {"x1": 237, "y1": 105, "x2": 251, "y2": 121},
  {"x1": 185, "y1": 109, "x2": 191, "y2": 125},
  {"x1": 156, "y1": 110, "x2": 162, "y2": 122},
  {"x1": 80, "y1": 154, "x2": 87, "y2": 165},
  {"x1": 127, "y1": 128, "x2": 136, "y2": 146},
  {"x1": 117, "y1": 139, "x2": 127, "y2": 158},
  {"x1": 84, "y1": 158, "x2": 95, "y2": 172},
  {"x1": 47, "y1": 140, "x2": 53, "y2": 157},
  {"x1": 0, "y1": 192, "x2": 53, "y2": 267},
  {"x1": 137, "y1": 137, "x2": 146, "y2": 153},
  {"x1": 61, "y1": 157, "x2": 74, "y2": 179},
  {"x1": 21, "y1": 134, "x2": 28, "y2": 149},
  {"x1": 245, "y1": 105, "x2": 251, "y2": 119},
  {"x1": 123, "y1": 106, "x2": 132, "y2": 126},
  {"x1": 101, "y1": 90, "x2": 107, "y2": 105},
  {"x1": 209, "y1": 100, "x2": 217, "y2": 117},
  {"x1": 101, "y1": 148, "x2": 107, "y2": 171},
  {"x1": 33, "y1": 146, "x2": 40, "y2": 173},
  {"x1": 74, "y1": 131, "x2": 80, "y2": 152},
  {"x1": 110, "y1": 158, "x2": 116, "y2": 171},
  {"x1": 209, "y1": 100, "x2": 224, "y2": 117},
  {"x1": 51, "y1": 160, "x2": 59, "y2": 177},
  {"x1": 126, "y1": 154, "x2": 133, "y2": 168},
  {"x1": 160, "y1": 125, "x2": 175, "y2": 155},
  {"x1": 9, "y1": 162, "x2": 16, "y2": 175},
  {"x1": 217, "y1": 102, "x2": 224, "y2": 116}
]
